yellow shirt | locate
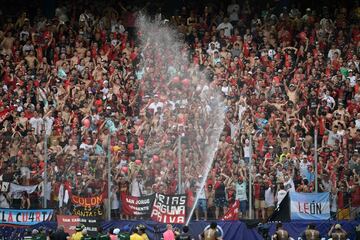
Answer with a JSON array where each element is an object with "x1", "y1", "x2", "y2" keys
[
  {"x1": 141, "y1": 233, "x2": 149, "y2": 240},
  {"x1": 71, "y1": 232, "x2": 83, "y2": 240},
  {"x1": 130, "y1": 233, "x2": 143, "y2": 240}
]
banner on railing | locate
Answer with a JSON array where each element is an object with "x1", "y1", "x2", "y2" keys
[
  {"x1": 72, "y1": 206, "x2": 104, "y2": 217},
  {"x1": 0, "y1": 209, "x2": 53, "y2": 226},
  {"x1": 56, "y1": 215, "x2": 78, "y2": 234},
  {"x1": 70, "y1": 194, "x2": 104, "y2": 208},
  {"x1": 1, "y1": 182, "x2": 9, "y2": 192},
  {"x1": 290, "y1": 192, "x2": 330, "y2": 220},
  {"x1": 9, "y1": 183, "x2": 38, "y2": 199},
  {"x1": 150, "y1": 193, "x2": 187, "y2": 224},
  {"x1": 122, "y1": 194, "x2": 154, "y2": 216},
  {"x1": 56, "y1": 215, "x2": 99, "y2": 237},
  {"x1": 70, "y1": 192, "x2": 105, "y2": 217}
]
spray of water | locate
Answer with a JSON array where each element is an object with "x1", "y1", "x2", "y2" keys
[{"x1": 136, "y1": 14, "x2": 225, "y2": 225}]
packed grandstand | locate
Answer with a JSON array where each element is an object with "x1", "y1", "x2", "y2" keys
[{"x1": 0, "y1": 0, "x2": 359, "y2": 233}]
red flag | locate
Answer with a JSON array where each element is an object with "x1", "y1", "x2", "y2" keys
[{"x1": 222, "y1": 200, "x2": 239, "y2": 220}]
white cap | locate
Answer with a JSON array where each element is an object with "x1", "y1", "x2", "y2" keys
[{"x1": 113, "y1": 228, "x2": 120, "y2": 234}]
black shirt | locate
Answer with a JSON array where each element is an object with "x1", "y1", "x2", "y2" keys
[{"x1": 259, "y1": 184, "x2": 266, "y2": 201}]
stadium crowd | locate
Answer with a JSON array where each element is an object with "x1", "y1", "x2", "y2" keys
[{"x1": 0, "y1": 0, "x2": 359, "y2": 223}]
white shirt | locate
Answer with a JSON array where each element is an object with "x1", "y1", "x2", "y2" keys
[
  {"x1": 227, "y1": 4, "x2": 240, "y2": 22},
  {"x1": 199, "y1": 85, "x2": 210, "y2": 99},
  {"x1": 330, "y1": 192, "x2": 337, "y2": 212},
  {"x1": 221, "y1": 86, "x2": 230, "y2": 95},
  {"x1": 198, "y1": 187, "x2": 206, "y2": 200},
  {"x1": 284, "y1": 178, "x2": 295, "y2": 192},
  {"x1": 111, "y1": 22, "x2": 125, "y2": 34},
  {"x1": 348, "y1": 75, "x2": 356, "y2": 87},
  {"x1": 217, "y1": 22, "x2": 233, "y2": 37},
  {"x1": 0, "y1": 194, "x2": 9, "y2": 208},
  {"x1": 101, "y1": 87, "x2": 109, "y2": 95},
  {"x1": 20, "y1": 167, "x2": 31, "y2": 179},
  {"x1": 131, "y1": 178, "x2": 144, "y2": 197},
  {"x1": 19, "y1": 31, "x2": 30, "y2": 41},
  {"x1": 243, "y1": 145, "x2": 251, "y2": 158},
  {"x1": 111, "y1": 191, "x2": 120, "y2": 209},
  {"x1": 238, "y1": 104, "x2": 247, "y2": 121},
  {"x1": 22, "y1": 44, "x2": 34, "y2": 53},
  {"x1": 276, "y1": 190, "x2": 287, "y2": 207},
  {"x1": 91, "y1": 114, "x2": 100, "y2": 125},
  {"x1": 39, "y1": 181, "x2": 51, "y2": 200},
  {"x1": 111, "y1": 39, "x2": 119, "y2": 47},
  {"x1": 300, "y1": 160, "x2": 311, "y2": 178},
  {"x1": 43, "y1": 117, "x2": 54, "y2": 136},
  {"x1": 148, "y1": 101, "x2": 164, "y2": 113},
  {"x1": 235, "y1": 182, "x2": 247, "y2": 201},
  {"x1": 208, "y1": 41, "x2": 220, "y2": 50},
  {"x1": 29, "y1": 117, "x2": 44, "y2": 135},
  {"x1": 327, "y1": 48, "x2": 341, "y2": 60},
  {"x1": 229, "y1": 121, "x2": 239, "y2": 140},
  {"x1": 166, "y1": 100, "x2": 176, "y2": 110},
  {"x1": 265, "y1": 188, "x2": 275, "y2": 207},
  {"x1": 321, "y1": 179, "x2": 331, "y2": 192},
  {"x1": 79, "y1": 143, "x2": 93, "y2": 152},
  {"x1": 356, "y1": 119, "x2": 360, "y2": 129},
  {"x1": 322, "y1": 95, "x2": 335, "y2": 109},
  {"x1": 327, "y1": 130, "x2": 340, "y2": 146}
]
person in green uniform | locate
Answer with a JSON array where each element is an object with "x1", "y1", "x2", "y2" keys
[
  {"x1": 38, "y1": 227, "x2": 47, "y2": 240},
  {"x1": 32, "y1": 229, "x2": 45, "y2": 240},
  {"x1": 96, "y1": 227, "x2": 110, "y2": 240},
  {"x1": 23, "y1": 229, "x2": 33, "y2": 240},
  {"x1": 118, "y1": 226, "x2": 131, "y2": 240}
]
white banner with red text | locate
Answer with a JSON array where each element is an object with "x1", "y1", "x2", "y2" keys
[
  {"x1": 290, "y1": 192, "x2": 330, "y2": 220},
  {"x1": 0, "y1": 209, "x2": 53, "y2": 226}
]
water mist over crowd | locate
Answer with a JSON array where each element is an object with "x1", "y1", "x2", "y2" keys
[{"x1": 136, "y1": 14, "x2": 225, "y2": 224}]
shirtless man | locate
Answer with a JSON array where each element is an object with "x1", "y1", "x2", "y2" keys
[
  {"x1": 284, "y1": 78, "x2": 300, "y2": 104},
  {"x1": 1, "y1": 31, "x2": 15, "y2": 56},
  {"x1": 24, "y1": 50, "x2": 38, "y2": 69}
]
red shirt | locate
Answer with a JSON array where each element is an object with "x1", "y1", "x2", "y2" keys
[
  {"x1": 254, "y1": 183, "x2": 260, "y2": 199},
  {"x1": 351, "y1": 185, "x2": 360, "y2": 207}
]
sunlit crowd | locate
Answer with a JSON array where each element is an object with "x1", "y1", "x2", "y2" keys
[{"x1": 0, "y1": 0, "x2": 359, "y2": 222}]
